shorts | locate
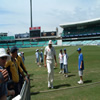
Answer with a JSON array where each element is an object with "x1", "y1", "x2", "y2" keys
[
  {"x1": 40, "y1": 58, "x2": 43, "y2": 63},
  {"x1": 78, "y1": 70, "x2": 83, "y2": 76},
  {"x1": 36, "y1": 58, "x2": 39, "y2": 63},
  {"x1": 64, "y1": 64, "x2": 68, "y2": 73},
  {"x1": 60, "y1": 63, "x2": 63, "y2": 69}
]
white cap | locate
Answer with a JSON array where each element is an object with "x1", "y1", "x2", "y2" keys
[
  {"x1": 48, "y1": 40, "x2": 52, "y2": 44},
  {"x1": 18, "y1": 52, "x2": 22, "y2": 56},
  {"x1": 0, "y1": 48, "x2": 11, "y2": 61}
]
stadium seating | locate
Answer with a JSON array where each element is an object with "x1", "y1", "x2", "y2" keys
[
  {"x1": 23, "y1": 41, "x2": 30, "y2": 45},
  {"x1": 30, "y1": 42, "x2": 38, "y2": 45},
  {"x1": 16, "y1": 41, "x2": 23, "y2": 45},
  {"x1": 62, "y1": 40, "x2": 100, "y2": 46},
  {"x1": 0, "y1": 36, "x2": 15, "y2": 41},
  {"x1": 38, "y1": 41, "x2": 46, "y2": 46}
]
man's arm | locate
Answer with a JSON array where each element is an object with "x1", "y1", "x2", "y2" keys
[
  {"x1": 44, "y1": 55, "x2": 47, "y2": 67},
  {"x1": 54, "y1": 55, "x2": 57, "y2": 67},
  {"x1": 17, "y1": 60, "x2": 29, "y2": 83},
  {"x1": 80, "y1": 54, "x2": 83, "y2": 69},
  {"x1": 80, "y1": 61, "x2": 83, "y2": 69}
]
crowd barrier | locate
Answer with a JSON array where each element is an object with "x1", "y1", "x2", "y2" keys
[{"x1": 7, "y1": 78, "x2": 30, "y2": 100}]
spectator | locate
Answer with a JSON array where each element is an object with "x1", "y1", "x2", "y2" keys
[
  {"x1": 63, "y1": 49, "x2": 68, "y2": 77},
  {"x1": 35, "y1": 49, "x2": 41, "y2": 67},
  {"x1": 58, "y1": 49, "x2": 64, "y2": 74},
  {"x1": 5, "y1": 46, "x2": 28, "y2": 96},
  {"x1": 6, "y1": 46, "x2": 10, "y2": 55},
  {"x1": 44, "y1": 40, "x2": 57, "y2": 89},
  {"x1": 21, "y1": 52, "x2": 25, "y2": 64},
  {"x1": 77, "y1": 48, "x2": 84, "y2": 84},
  {"x1": 40, "y1": 48, "x2": 43, "y2": 66},
  {"x1": 0, "y1": 48, "x2": 15, "y2": 100},
  {"x1": 16, "y1": 51, "x2": 29, "y2": 89}
]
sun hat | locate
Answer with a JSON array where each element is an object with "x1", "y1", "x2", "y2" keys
[{"x1": 0, "y1": 48, "x2": 11, "y2": 61}]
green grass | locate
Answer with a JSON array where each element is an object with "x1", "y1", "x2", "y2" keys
[{"x1": 19, "y1": 46, "x2": 100, "y2": 100}]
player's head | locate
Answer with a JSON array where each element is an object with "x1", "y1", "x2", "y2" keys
[
  {"x1": 11, "y1": 46, "x2": 19, "y2": 58},
  {"x1": 64, "y1": 48, "x2": 66, "y2": 53},
  {"x1": 48, "y1": 40, "x2": 52, "y2": 48},
  {"x1": 60, "y1": 49, "x2": 62, "y2": 53},
  {"x1": 77, "y1": 48, "x2": 81, "y2": 53}
]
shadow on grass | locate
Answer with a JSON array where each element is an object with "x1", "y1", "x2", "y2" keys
[
  {"x1": 30, "y1": 91, "x2": 40, "y2": 95},
  {"x1": 68, "y1": 74, "x2": 76, "y2": 77},
  {"x1": 30, "y1": 85, "x2": 35, "y2": 88},
  {"x1": 29, "y1": 73, "x2": 34, "y2": 77},
  {"x1": 84, "y1": 80, "x2": 92, "y2": 83},
  {"x1": 54, "y1": 84, "x2": 71, "y2": 89},
  {"x1": 54, "y1": 67, "x2": 58, "y2": 70},
  {"x1": 30, "y1": 78, "x2": 34, "y2": 81}
]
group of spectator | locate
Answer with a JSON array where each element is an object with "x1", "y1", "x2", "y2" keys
[
  {"x1": 35, "y1": 48, "x2": 44, "y2": 67},
  {"x1": 58, "y1": 47, "x2": 84, "y2": 84},
  {"x1": 58, "y1": 48, "x2": 68, "y2": 77},
  {"x1": 44, "y1": 40, "x2": 84, "y2": 89},
  {"x1": 0, "y1": 46, "x2": 29, "y2": 100}
]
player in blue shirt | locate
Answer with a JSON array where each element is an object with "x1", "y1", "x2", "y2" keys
[{"x1": 77, "y1": 48, "x2": 84, "y2": 84}]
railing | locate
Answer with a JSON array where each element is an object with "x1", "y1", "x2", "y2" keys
[{"x1": 7, "y1": 78, "x2": 30, "y2": 100}]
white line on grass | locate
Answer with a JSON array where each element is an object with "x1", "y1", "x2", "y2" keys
[{"x1": 32, "y1": 81, "x2": 100, "y2": 94}]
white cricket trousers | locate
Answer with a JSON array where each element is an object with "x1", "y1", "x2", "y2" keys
[{"x1": 47, "y1": 59, "x2": 54, "y2": 87}]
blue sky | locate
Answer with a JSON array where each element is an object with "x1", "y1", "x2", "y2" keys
[{"x1": 0, "y1": 0, "x2": 100, "y2": 36}]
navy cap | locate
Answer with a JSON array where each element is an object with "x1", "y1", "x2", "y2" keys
[
  {"x1": 60, "y1": 49, "x2": 62, "y2": 51},
  {"x1": 77, "y1": 48, "x2": 81, "y2": 51},
  {"x1": 64, "y1": 48, "x2": 66, "y2": 51},
  {"x1": 11, "y1": 46, "x2": 18, "y2": 53}
]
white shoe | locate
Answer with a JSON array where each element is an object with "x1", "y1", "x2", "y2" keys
[
  {"x1": 59, "y1": 71, "x2": 62, "y2": 74},
  {"x1": 66, "y1": 75, "x2": 68, "y2": 77},
  {"x1": 78, "y1": 80, "x2": 83, "y2": 84},
  {"x1": 63, "y1": 74, "x2": 66, "y2": 77},
  {"x1": 48, "y1": 82, "x2": 51, "y2": 88}
]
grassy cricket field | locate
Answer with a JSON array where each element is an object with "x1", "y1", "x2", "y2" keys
[{"x1": 19, "y1": 45, "x2": 100, "y2": 100}]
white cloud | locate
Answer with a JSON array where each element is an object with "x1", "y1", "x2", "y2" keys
[{"x1": 0, "y1": 0, "x2": 100, "y2": 36}]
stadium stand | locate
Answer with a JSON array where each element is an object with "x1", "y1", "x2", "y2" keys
[
  {"x1": 0, "y1": 18, "x2": 100, "y2": 49},
  {"x1": 60, "y1": 18, "x2": 100, "y2": 46},
  {"x1": 0, "y1": 36, "x2": 15, "y2": 41}
]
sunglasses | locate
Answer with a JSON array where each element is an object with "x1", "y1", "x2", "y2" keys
[{"x1": 0, "y1": 56, "x2": 7, "y2": 60}]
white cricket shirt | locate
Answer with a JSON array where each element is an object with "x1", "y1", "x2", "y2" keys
[
  {"x1": 44, "y1": 46, "x2": 56, "y2": 60},
  {"x1": 59, "y1": 53, "x2": 63, "y2": 63}
]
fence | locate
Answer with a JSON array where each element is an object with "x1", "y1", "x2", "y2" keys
[{"x1": 7, "y1": 78, "x2": 30, "y2": 100}]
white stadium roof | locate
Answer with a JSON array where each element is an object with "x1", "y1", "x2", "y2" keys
[{"x1": 60, "y1": 18, "x2": 100, "y2": 28}]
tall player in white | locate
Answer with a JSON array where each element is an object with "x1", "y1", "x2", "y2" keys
[{"x1": 44, "y1": 40, "x2": 57, "y2": 89}]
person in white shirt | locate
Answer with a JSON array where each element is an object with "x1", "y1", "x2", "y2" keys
[
  {"x1": 63, "y1": 48, "x2": 68, "y2": 77},
  {"x1": 58, "y1": 49, "x2": 64, "y2": 74},
  {"x1": 44, "y1": 40, "x2": 57, "y2": 89},
  {"x1": 35, "y1": 49, "x2": 41, "y2": 67}
]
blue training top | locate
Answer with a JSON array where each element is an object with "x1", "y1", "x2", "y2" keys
[{"x1": 78, "y1": 53, "x2": 84, "y2": 70}]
